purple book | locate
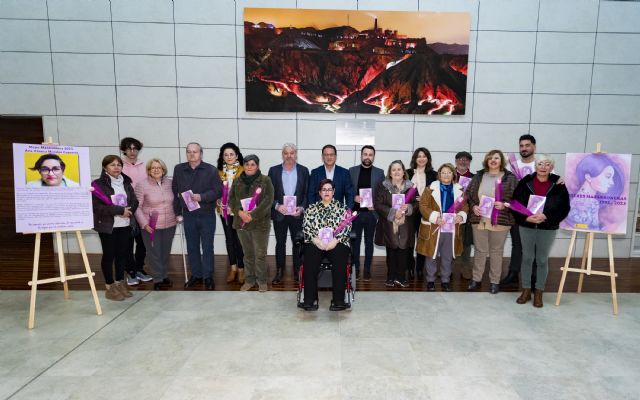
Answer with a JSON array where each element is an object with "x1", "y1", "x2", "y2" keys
[
  {"x1": 391, "y1": 193, "x2": 404, "y2": 209},
  {"x1": 110, "y1": 193, "x2": 127, "y2": 207},
  {"x1": 283, "y1": 195, "x2": 297, "y2": 215},
  {"x1": 441, "y1": 213, "x2": 456, "y2": 233},
  {"x1": 240, "y1": 197, "x2": 252, "y2": 211},
  {"x1": 181, "y1": 190, "x2": 200, "y2": 212},
  {"x1": 527, "y1": 195, "x2": 546, "y2": 214},
  {"x1": 478, "y1": 195, "x2": 495, "y2": 219},
  {"x1": 318, "y1": 227, "x2": 333, "y2": 246},
  {"x1": 359, "y1": 188, "x2": 373, "y2": 208}
]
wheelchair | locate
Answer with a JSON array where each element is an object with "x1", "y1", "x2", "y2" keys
[{"x1": 294, "y1": 231, "x2": 356, "y2": 310}]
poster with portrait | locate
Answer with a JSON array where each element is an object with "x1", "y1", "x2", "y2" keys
[
  {"x1": 13, "y1": 143, "x2": 93, "y2": 233},
  {"x1": 560, "y1": 153, "x2": 632, "y2": 235}
]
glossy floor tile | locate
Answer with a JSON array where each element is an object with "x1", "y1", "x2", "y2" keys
[{"x1": 1, "y1": 290, "x2": 639, "y2": 399}]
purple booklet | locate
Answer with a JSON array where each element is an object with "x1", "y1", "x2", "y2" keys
[
  {"x1": 458, "y1": 176, "x2": 471, "y2": 191},
  {"x1": 527, "y1": 195, "x2": 546, "y2": 214},
  {"x1": 391, "y1": 193, "x2": 404, "y2": 209},
  {"x1": 478, "y1": 195, "x2": 495, "y2": 219},
  {"x1": 318, "y1": 227, "x2": 333, "y2": 246},
  {"x1": 359, "y1": 188, "x2": 373, "y2": 208},
  {"x1": 441, "y1": 213, "x2": 456, "y2": 233},
  {"x1": 110, "y1": 193, "x2": 127, "y2": 207},
  {"x1": 181, "y1": 190, "x2": 200, "y2": 212},
  {"x1": 240, "y1": 197, "x2": 252, "y2": 211},
  {"x1": 283, "y1": 195, "x2": 297, "y2": 215}
]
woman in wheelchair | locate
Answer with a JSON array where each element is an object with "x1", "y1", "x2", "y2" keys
[{"x1": 301, "y1": 179, "x2": 352, "y2": 311}]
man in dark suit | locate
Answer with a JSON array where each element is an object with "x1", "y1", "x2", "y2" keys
[
  {"x1": 349, "y1": 145, "x2": 385, "y2": 281},
  {"x1": 308, "y1": 144, "x2": 354, "y2": 209},
  {"x1": 268, "y1": 143, "x2": 309, "y2": 284}
]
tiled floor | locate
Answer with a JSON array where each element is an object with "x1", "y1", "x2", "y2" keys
[{"x1": 1, "y1": 290, "x2": 639, "y2": 399}]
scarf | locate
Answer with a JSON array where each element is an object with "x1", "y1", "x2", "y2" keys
[
  {"x1": 440, "y1": 183, "x2": 453, "y2": 214},
  {"x1": 223, "y1": 161, "x2": 240, "y2": 185},
  {"x1": 240, "y1": 170, "x2": 261, "y2": 186}
]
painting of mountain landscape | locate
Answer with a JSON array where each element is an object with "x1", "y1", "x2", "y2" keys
[{"x1": 244, "y1": 8, "x2": 470, "y2": 115}]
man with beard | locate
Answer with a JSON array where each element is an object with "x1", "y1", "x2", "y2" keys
[
  {"x1": 500, "y1": 134, "x2": 537, "y2": 288},
  {"x1": 349, "y1": 146, "x2": 385, "y2": 280}
]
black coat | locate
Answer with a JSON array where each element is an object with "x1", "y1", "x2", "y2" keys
[
  {"x1": 510, "y1": 173, "x2": 570, "y2": 230},
  {"x1": 92, "y1": 171, "x2": 138, "y2": 234}
]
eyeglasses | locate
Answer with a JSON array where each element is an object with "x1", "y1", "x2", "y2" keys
[
  {"x1": 320, "y1": 188, "x2": 334, "y2": 192},
  {"x1": 149, "y1": 167, "x2": 163, "y2": 171},
  {"x1": 39, "y1": 167, "x2": 62, "y2": 174},
  {"x1": 126, "y1": 147, "x2": 139, "y2": 152}
]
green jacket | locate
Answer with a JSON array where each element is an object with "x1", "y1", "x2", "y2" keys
[{"x1": 229, "y1": 173, "x2": 274, "y2": 231}]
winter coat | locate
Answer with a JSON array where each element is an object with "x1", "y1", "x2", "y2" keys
[
  {"x1": 134, "y1": 176, "x2": 176, "y2": 230},
  {"x1": 416, "y1": 181, "x2": 469, "y2": 258},
  {"x1": 228, "y1": 173, "x2": 274, "y2": 231},
  {"x1": 374, "y1": 179, "x2": 419, "y2": 249},
  {"x1": 92, "y1": 171, "x2": 138, "y2": 234},
  {"x1": 466, "y1": 169, "x2": 518, "y2": 226},
  {"x1": 511, "y1": 173, "x2": 571, "y2": 230}
]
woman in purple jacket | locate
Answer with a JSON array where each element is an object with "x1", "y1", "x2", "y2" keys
[{"x1": 134, "y1": 159, "x2": 177, "y2": 290}]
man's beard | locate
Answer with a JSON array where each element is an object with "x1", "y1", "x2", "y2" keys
[
  {"x1": 520, "y1": 150, "x2": 532, "y2": 158},
  {"x1": 362, "y1": 159, "x2": 372, "y2": 167}
]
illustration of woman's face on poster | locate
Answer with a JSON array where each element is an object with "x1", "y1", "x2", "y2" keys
[{"x1": 587, "y1": 165, "x2": 615, "y2": 194}]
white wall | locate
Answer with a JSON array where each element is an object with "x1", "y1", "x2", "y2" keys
[{"x1": 1, "y1": 0, "x2": 639, "y2": 258}]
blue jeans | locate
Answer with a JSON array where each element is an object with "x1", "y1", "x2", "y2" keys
[
  {"x1": 183, "y1": 212, "x2": 216, "y2": 279},
  {"x1": 351, "y1": 211, "x2": 377, "y2": 273}
]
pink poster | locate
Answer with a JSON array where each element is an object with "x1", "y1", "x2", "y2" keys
[
  {"x1": 441, "y1": 213, "x2": 456, "y2": 233},
  {"x1": 527, "y1": 195, "x2": 546, "y2": 214},
  {"x1": 283, "y1": 195, "x2": 297, "y2": 215},
  {"x1": 391, "y1": 193, "x2": 404, "y2": 209},
  {"x1": 318, "y1": 227, "x2": 333, "y2": 246},
  {"x1": 560, "y1": 153, "x2": 631, "y2": 234}
]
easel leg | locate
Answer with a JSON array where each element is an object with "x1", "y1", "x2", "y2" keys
[
  {"x1": 607, "y1": 234, "x2": 618, "y2": 315},
  {"x1": 28, "y1": 233, "x2": 41, "y2": 330},
  {"x1": 55, "y1": 231, "x2": 69, "y2": 300},
  {"x1": 577, "y1": 232, "x2": 594, "y2": 293},
  {"x1": 555, "y1": 230, "x2": 576, "y2": 306},
  {"x1": 76, "y1": 231, "x2": 102, "y2": 315}
]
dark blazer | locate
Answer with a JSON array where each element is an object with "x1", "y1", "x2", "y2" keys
[
  {"x1": 511, "y1": 173, "x2": 570, "y2": 230},
  {"x1": 308, "y1": 164, "x2": 355, "y2": 209},
  {"x1": 268, "y1": 163, "x2": 310, "y2": 222},
  {"x1": 349, "y1": 164, "x2": 385, "y2": 216}
]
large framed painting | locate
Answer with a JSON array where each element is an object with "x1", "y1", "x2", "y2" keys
[{"x1": 244, "y1": 8, "x2": 470, "y2": 115}]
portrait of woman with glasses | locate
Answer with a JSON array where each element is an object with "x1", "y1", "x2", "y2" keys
[{"x1": 26, "y1": 153, "x2": 79, "y2": 187}]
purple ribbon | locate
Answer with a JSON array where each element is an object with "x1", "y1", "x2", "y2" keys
[
  {"x1": 508, "y1": 153, "x2": 523, "y2": 180},
  {"x1": 221, "y1": 181, "x2": 229, "y2": 223},
  {"x1": 148, "y1": 210, "x2": 159, "y2": 244},
  {"x1": 241, "y1": 186, "x2": 262, "y2": 227},
  {"x1": 404, "y1": 185, "x2": 417, "y2": 203},
  {"x1": 334, "y1": 210, "x2": 358, "y2": 237},
  {"x1": 508, "y1": 200, "x2": 533, "y2": 216},
  {"x1": 91, "y1": 182, "x2": 112, "y2": 205}
]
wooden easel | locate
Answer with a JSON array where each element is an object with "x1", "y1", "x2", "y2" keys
[
  {"x1": 28, "y1": 229, "x2": 102, "y2": 329},
  {"x1": 555, "y1": 143, "x2": 619, "y2": 315},
  {"x1": 26, "y1": 137, "x2": 102, "y2": 329}
]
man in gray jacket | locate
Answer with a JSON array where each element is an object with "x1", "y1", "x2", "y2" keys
[{"x1": 349, "y1": 145, "x2": 384, "y2": 281}]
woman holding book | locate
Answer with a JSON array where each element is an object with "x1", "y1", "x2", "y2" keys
[
  {"x1": 466, "y1": 150, "x2": 517, "y2": 294},
  {"x1": 228, "y1": 154, "x2": 274, "y2": 293},
  {"x1": 301, "y1": 179, "x2": 352, "y2": 311},
  {"x1": 416, "y1": 163, "x2": 469, "y2": 292},
  {"x1": 374, "y1": 161, "x2": 419, "y2": 289},
  {"x1": 509, "y1": 155, "x2": 570, "y2": 307}
]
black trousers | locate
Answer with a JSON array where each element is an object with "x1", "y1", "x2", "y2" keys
[
  {"x1": 99, "y1": 227, "x2": 131, "y2": 285},
  {"x1": 350, "y1": 211, "x2": 377, "y2": 273},
  {"x1": 274, "y1": 215, "x2": 303, "y2": 274},
  {"x1": 407, "y1": 216, "x2": 425, "y2": 274},
  {"x1": 387, "y1": 247, "x2": 410, "y2": 282},
  {"x1": 219, "y1": 214, "x2": 244, "y2": 268},
  {"x1": 126, "y1": 229, "x2": 146, "y2": 274},
  {"x1": 303, "y1": 243, "x2": 349, "y2": 305}
]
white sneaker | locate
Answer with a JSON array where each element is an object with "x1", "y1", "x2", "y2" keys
[
  {"x1": 136, "y1": 271, "x2": 152, "y2": 282},
  {"x1": 126, "y1": 273, "x2": 139, "y2": 286}
]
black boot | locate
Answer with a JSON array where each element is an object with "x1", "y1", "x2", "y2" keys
[
  {"x1": 272, "y1": 268, "x2": 283, "y2": 285},
  {"x1": 407, "y1": 266, "x2": 415, "y2": 281},
  {"x1": 499, "y1": 271, "x2": 519, "y2": 288}
]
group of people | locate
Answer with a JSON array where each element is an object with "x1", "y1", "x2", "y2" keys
[{"x1": 90, "y1": 134, "x2": 574, "y2": 310}]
